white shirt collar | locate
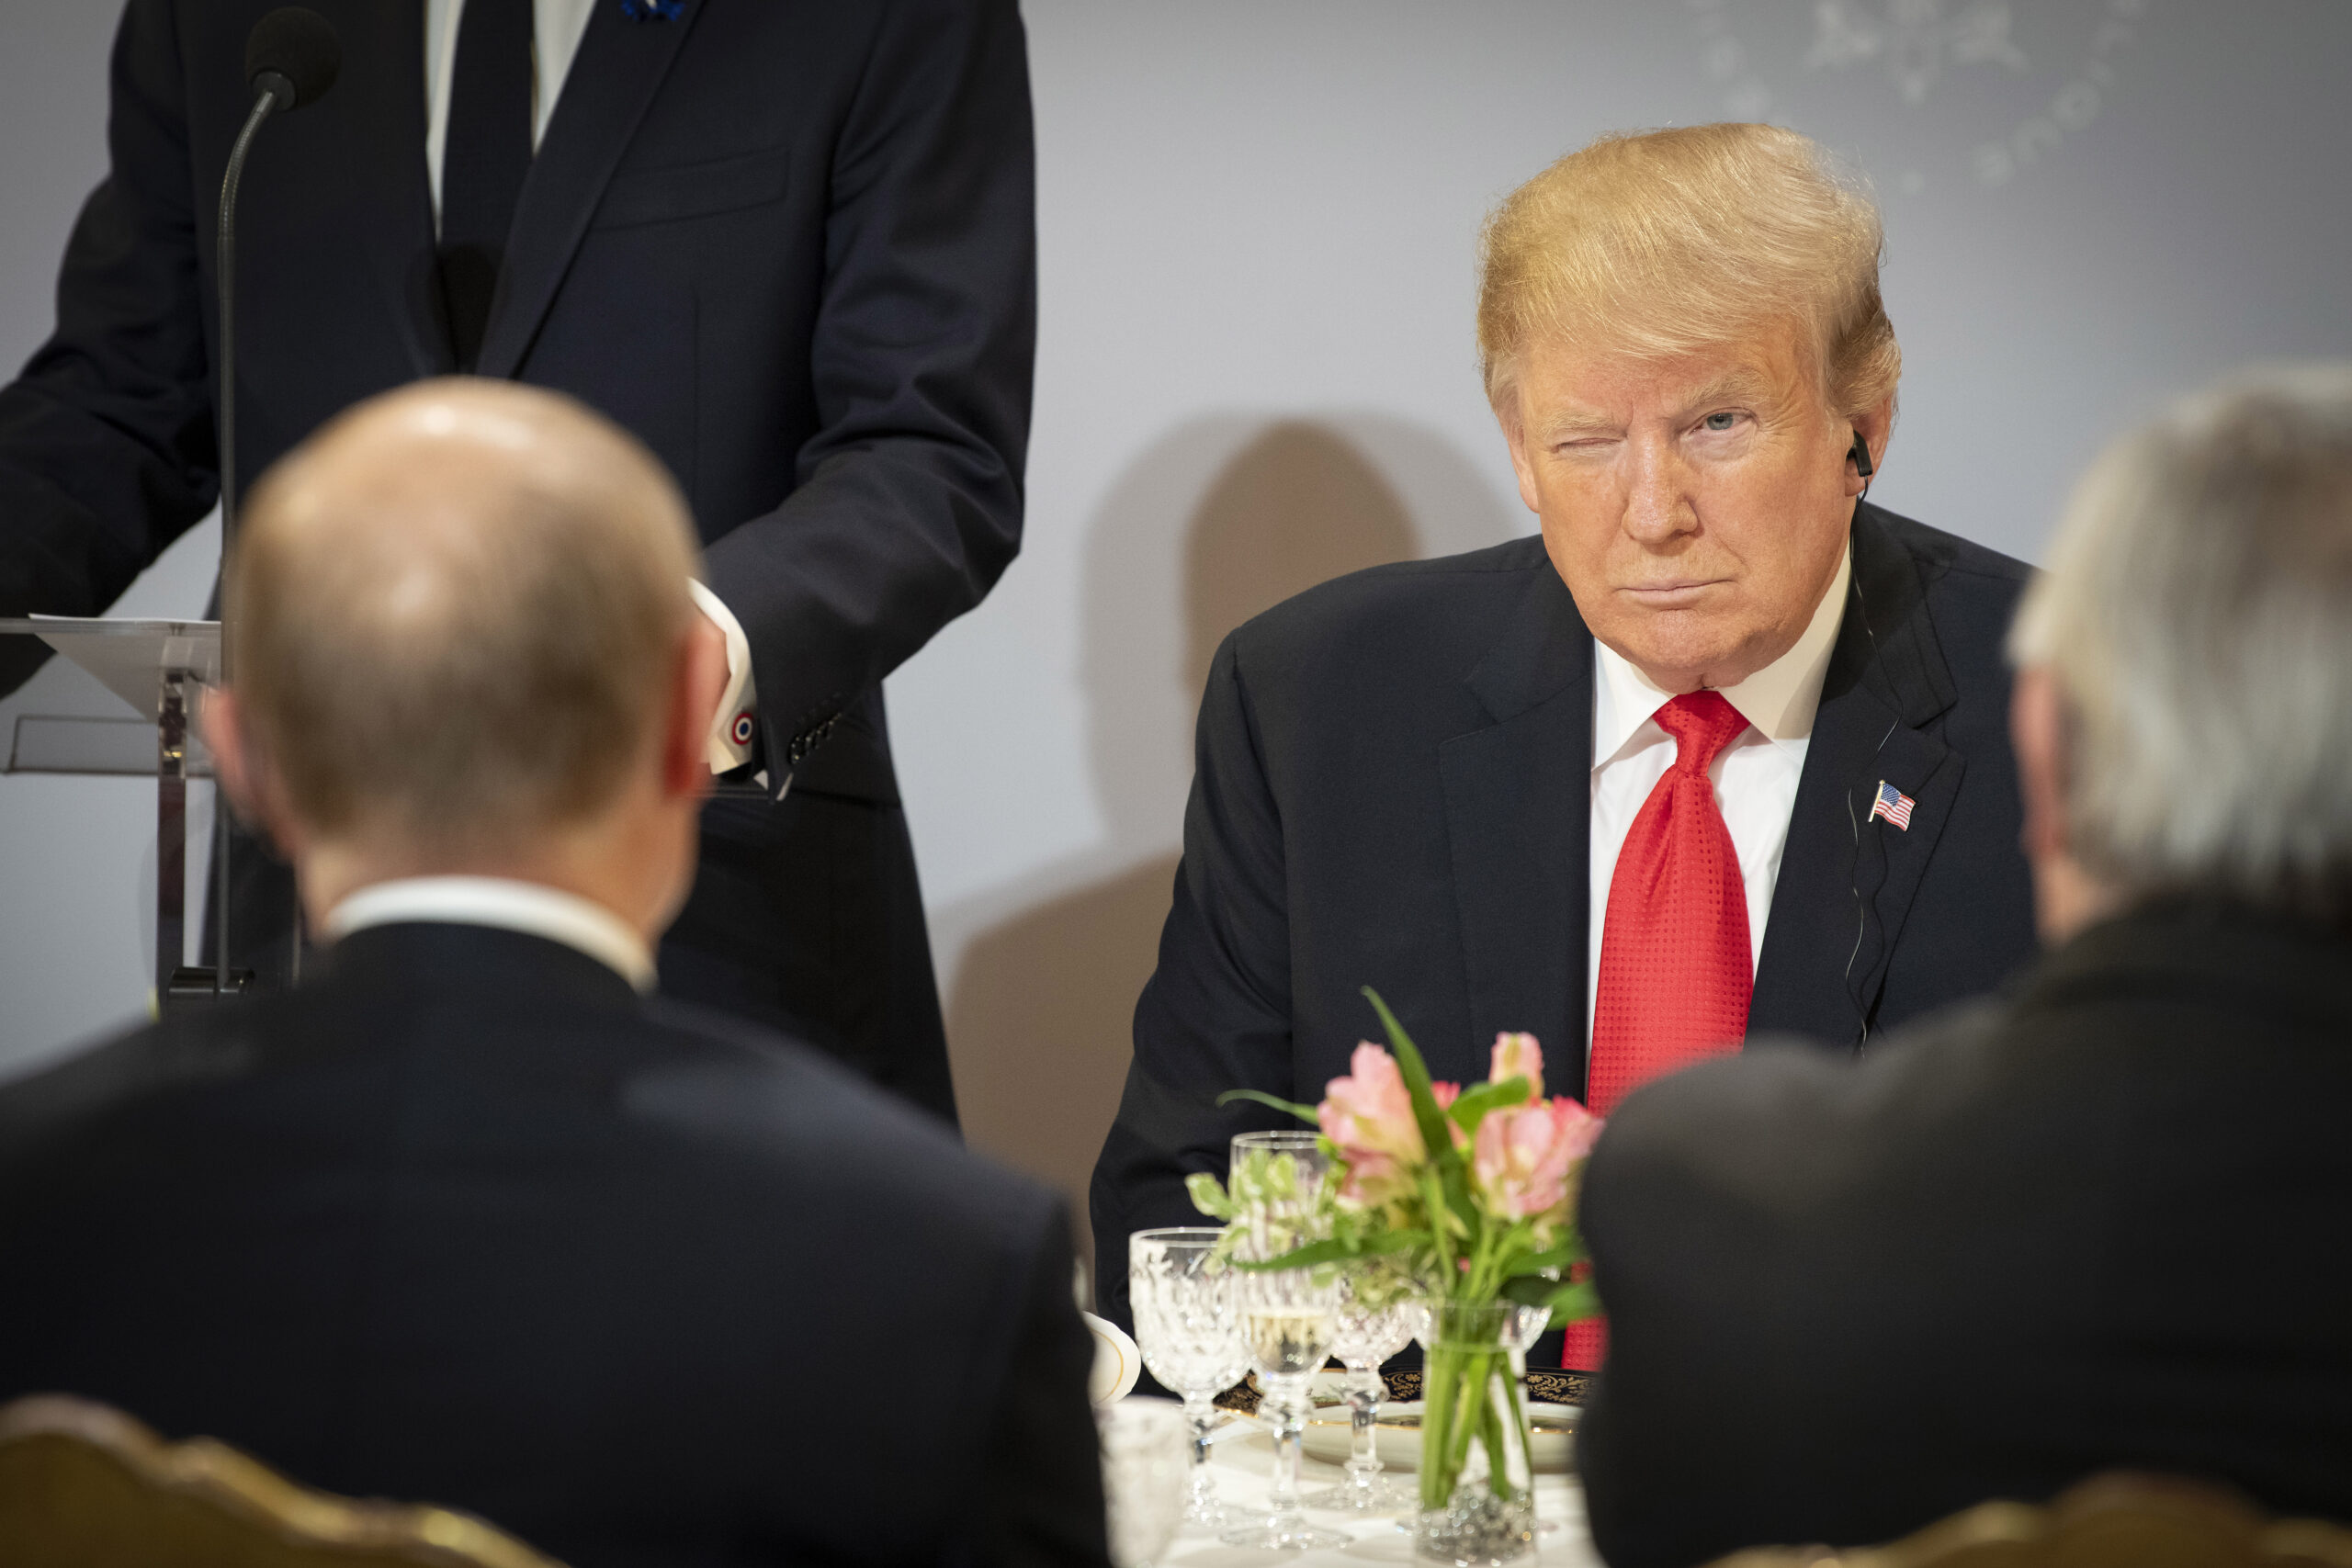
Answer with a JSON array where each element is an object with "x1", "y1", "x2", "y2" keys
[
  {"x1": 1592, "y1": 542, "x2": 1852, "y2": 768},
  {"x1": 322, "y1": 876, "x2": 657, "y2": 994}
]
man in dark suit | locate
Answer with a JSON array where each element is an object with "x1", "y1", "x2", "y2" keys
[
  {"x1": 0, "y1": 0, "x2": 1037, "y2": 1122},
  {"x1": 1091, "y1": 124, "x2": 2038, "y2": 1348},
  {"x1": 0, "y1": 381, "x2": 1106, "y2": 1568},
  {"x1": 1574, "y1": 364, "x2": 2352, "y2": 1567}
]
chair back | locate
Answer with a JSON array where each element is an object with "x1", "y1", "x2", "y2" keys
[
  {"x1": 0, "y1": 1393, "x2": 568, "y2": 1568},
  {"x1": 1710, "y1": 1472, "x2": 2352, "y2": 1568}
]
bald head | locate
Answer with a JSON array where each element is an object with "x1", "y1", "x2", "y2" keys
[{"x1": 226, "y1": 379, "x2": 701, "y2": 856}]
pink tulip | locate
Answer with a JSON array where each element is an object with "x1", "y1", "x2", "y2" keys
[
  {"x1": 1320, "y1": 1043, "x2": 1424, "y2": 1160},
  {"x1": 1489, "y1": 1032, "x2": 1544, "y2": 1100},
  {"x1": 1319, "y1": 1043, "x2": 1427, "y2": 1202},
  {"x1": 1471, "y1": 1096, "x2": 1602, "y2": 1221}
]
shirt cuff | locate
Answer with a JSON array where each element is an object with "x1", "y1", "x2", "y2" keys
[{"x1": 688, "y1": 579, "x2": 757, "y2": 773}]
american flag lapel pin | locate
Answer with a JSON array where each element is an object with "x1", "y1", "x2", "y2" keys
[{"x1": 1869, "y1": 779, "x2": 1917, "y2": 830}]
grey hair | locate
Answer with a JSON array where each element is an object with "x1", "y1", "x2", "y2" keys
[{"x1": 2008, "y1": 364, "x2": 2352, "y2": 926}]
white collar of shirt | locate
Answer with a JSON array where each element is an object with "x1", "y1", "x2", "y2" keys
[
  {"x1": 1591, "y1": 542, "x2": 1852, "y2": 766},
  {"x1": 423, "y1": 0, "x2": 601, "y2": 222},
  {"x1": 322, "y1": 875, "x2": 657, "y2": 994}
]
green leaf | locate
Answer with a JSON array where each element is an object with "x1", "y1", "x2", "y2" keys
[
  {"x1": 1512, "y1": 1240, "x2": 1581, "y2": 1275},
  {"x1": 1541, "y1": 1280, "x2": 1601, "y2": 1323},
  {"x1": 1362, "y1": 987, "x2": 1463, "y2": 1177},
  {"x1": 1231, "y1": 1238, "x2": 1354, "y2": 1270},
  {"x1": 1215, "y1": 1087, "x2": 1321, "y2": 1124},
  {"x1": 1184, "y1": 1171, "x2": 1236, "y2": 1221},
  {"x1": 1230, "y1": 1235, "x2": 1361, "y2": 1270},
  {"x1": 1494, "y1": 1274, "x2": 1600, "y2": 1327},
  {"x1": 1437, "y1": 1158, "x2": 1476, "y2": 1227},
  {"x1": 1498, "y1": 1274, "x2": 1558, "y2": 1307},
  {"x1": 1444, "y1": 1076, "x2": 1532, "y2": 1135}
]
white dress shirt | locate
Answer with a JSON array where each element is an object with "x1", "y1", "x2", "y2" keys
[
  {"x1": 423, "y1": 0, "x2": 596, "y2": 218},
  {"x1": 1586, "y1": 546, "x2": 1852, "y2": 1038},
  {"x1": 324, "y1": 874, "x2": 657, "y2": 993},
  {"x1": 420, "y1": 0, "x2": 758, "y2": 775}
]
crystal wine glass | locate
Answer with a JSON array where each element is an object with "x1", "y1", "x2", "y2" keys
[
  {"x1": 1128, "y1": 1227, "x2": 1251, "y2": 1529},
  {"x1": 1504, "y1": 1301, "x2": 1552, "y2": 1368},
  {"x1": 1301, "y1": 1269, "x2": 1419, "y2": 1512},
  {"x1": 1098, "y1": 1396, "x2": 1193, "y2": 1568},
  {"x1": 1502, "y1": 1298, "x2": 1564, "y2": 1536},
  {"x1": 1222, "y1": 1131, "x2": 1348, "y2": 1551}
]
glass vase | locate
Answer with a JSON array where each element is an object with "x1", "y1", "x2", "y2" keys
[{"x1": 1412, "y1": 1300, "x2": 1535, "y2": 1567}]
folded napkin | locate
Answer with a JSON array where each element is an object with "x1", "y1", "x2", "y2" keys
[{"x1": 1080, "y1": 1312, "x2": 1142, "y2": 1404}]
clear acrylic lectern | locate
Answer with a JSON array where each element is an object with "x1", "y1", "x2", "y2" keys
[{"x1": 0, "y1": 615, "x2": 251, "y2": 1003}]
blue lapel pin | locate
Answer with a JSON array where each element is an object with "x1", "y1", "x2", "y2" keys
[{"x1": 620, "y1": 0, "x2": 684, "y2": 19}]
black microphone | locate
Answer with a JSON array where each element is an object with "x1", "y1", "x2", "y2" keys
[
  {"x1": 198, "y1": 6, "x2": 340, "y2": 1002},
  {"x1": 245, "y1": 6, "x2": 343, "y2": 113}
]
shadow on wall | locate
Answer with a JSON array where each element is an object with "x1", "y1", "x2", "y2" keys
[{"x1": 941, "y1": 414, "x2": 1521, "y2": 1286}]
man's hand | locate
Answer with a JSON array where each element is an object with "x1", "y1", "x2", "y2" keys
[{"x1": 688, "y1": 581, "x2": 757, "y2": 773}]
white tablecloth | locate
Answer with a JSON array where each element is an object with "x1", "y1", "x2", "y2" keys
[{"x1": 1165, "y1": 1425, "x2": 1604, "y2": 1568}]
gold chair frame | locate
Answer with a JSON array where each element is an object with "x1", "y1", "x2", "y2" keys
[
  {"x1": 1712, "y1": 1472, "x2": 2352, "y2": 1568},
  {"x1": 0, "y1": 1393, "x2": 568, "y2": 1568}
]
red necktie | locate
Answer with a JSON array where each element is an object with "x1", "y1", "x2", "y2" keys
[{"x1": 1563, "y1": 690, "x2": 1753, "y2": 1372}]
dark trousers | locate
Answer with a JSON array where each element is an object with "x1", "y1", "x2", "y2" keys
[{"x1": 214, "y1": 788, "x2": 958, "y2": 1127}]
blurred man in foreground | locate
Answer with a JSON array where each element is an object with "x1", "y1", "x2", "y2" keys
[
  {"x1": 0, "y1": 381, "x2": 1106, "y2": 1568},
  {"x1": 1093, "y1": 125, "x2": 2037, "y2": 1359},
  {"x1": 1577, "y1": 366, "x2": 2352, "y2": 1568}
]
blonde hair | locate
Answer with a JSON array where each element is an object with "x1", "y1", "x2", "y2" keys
[
  {"x1": 1477, "y1": 123, "x2": 1900, "y2": 421},
  {"x1": 2008, "y1": 364, "x2": 2352, "y2": 927},
  {"x1": 226, "y1": 379, "x2": 701, "y2": 853}
]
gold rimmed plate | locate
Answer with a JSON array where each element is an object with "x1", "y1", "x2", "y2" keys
[{"x1": 1298, "y1": 1399, "x2": 1578, "y2": 1473}]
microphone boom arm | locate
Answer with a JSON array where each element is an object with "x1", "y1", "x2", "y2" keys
[{"x1": 208, "y1": 85, "x2": 278, "y2": 998}]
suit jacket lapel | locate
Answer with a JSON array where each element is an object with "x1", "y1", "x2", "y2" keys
[
  {"x1": 1437, "y1": 568, "x2": 1594, "y2": 1100},
  {"x1": 474, "y1": 0, "x2": 704, "y2": 379},
  {"x1": 1752, "y1": 504, "x2": 1963, "y2": 1046}
]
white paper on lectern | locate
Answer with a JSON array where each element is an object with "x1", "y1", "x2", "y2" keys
[{"x1": 0, "y1": 615, "x2": 220, "y2": 723}]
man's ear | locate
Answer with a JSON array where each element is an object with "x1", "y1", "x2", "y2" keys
[
  {"x1": 2012, "y1": 664, "x2": 2115, "y2": 943},
  {"x1": 661, "y1": 612, "x2": 731, "y2": 800},
  {"x1": 2010, "y1": 667, "x2": 2070, "y2": 864},
  {"x1": 198, "y1": 687, "x2": 303, "y2": 859},
  {"x1": 1845, "y1": 393, "x2": 1895, "y2": 497}
]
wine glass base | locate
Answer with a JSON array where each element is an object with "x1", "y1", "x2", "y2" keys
[
  {"x1": 1181, "y1": 1498, "x2": 1251, "y2": 1531},
  {"x1": 1301, "y1": 1475, "x2": 1418, "y2": 1513},
  {"x1": 1220, "y1": 1517, "x2": 1350, "y2": 1551}
]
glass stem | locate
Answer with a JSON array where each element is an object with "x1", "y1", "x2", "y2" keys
[
  {"x1": 1183, "y1": 1391, "x2": 1217, "y2": 1503},
  {"x1": 1267, "y1": 1376, "x2": 1306, "y2": 1519},
  {"x1": 1345, "y1": 1365, "x2": 1382, "y2": 1480}
]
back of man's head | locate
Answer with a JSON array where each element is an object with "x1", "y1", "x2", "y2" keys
[
  {"x1": 2011, "y1": 364, "x2": 2352, "y2": 929},
  {"x1": 225, "y1": 379, "x2": 701, "y2": 860}
]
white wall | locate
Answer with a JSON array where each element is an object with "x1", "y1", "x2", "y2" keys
[
  {"x1": 0, "y1": 0, "x2": 223, "y2": 1066},
  {"x1": 5, "y1": 2, "x2": 2350, "y2": 1236}
]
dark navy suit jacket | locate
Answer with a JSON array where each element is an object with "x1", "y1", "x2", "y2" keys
[
  {"x1": 0, "y1": 923, "x2": 1107, "y2": 1568},
  {"x1": 0, "y1": 0, "x2": 1035, "y2": 1117},
  {"x1": 1577, "y1": 900, "x2": 2352, "y2": 1568},
  {"x1": 1091, "y1": 503, "x2": 2039, "y2": 1326}
]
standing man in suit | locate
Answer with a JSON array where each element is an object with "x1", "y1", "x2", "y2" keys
[
  {"x1": 0, "y1": 380, "x2": 1107, "y2": 1568},
  {"x1": 1573, "y1": 364, "x2": 2352, "y2": 1568},
  {"x1": 1091, "y1": 125, "x2": 2038, "y2": 1355},
  {"x1": 0, "y1": 0, "x2": 1037, "y2": 1122}
]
